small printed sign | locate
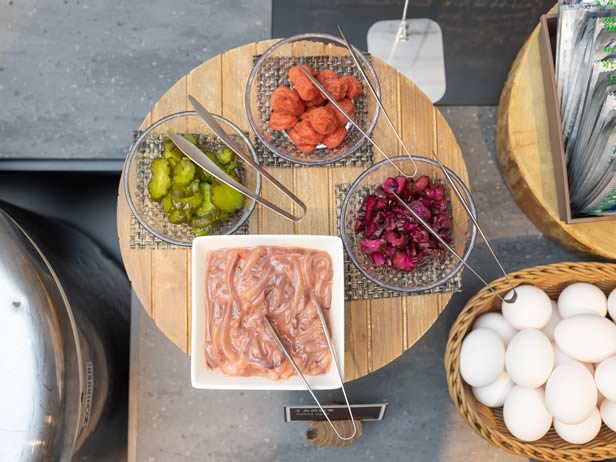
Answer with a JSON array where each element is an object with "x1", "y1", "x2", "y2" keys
[{"x1": 284, "y1": 404, "x2": 388, "y2": 422}]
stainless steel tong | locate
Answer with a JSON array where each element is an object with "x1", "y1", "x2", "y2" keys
[
  {"x1": 168, "y1": 96, "x2": 307, "y2": 223},
  {"x1": 299, "y1": 27, "x2": 517, "y2": 302},
  {"x1": 263, "y1": 292, "x2": 357, "y2": 441}
]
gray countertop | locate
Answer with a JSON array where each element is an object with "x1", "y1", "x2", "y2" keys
[
  {"x1": 0, "y1": 0, "x2": 270, "y2": 160},
  {"x1": 128, "y1": 107, "x2": 582, "y2": 462}
]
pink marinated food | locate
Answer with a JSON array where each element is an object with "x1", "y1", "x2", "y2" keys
[
  {"x1": 355, "y1": 175, "x2": 452, "y2": 272},
  {"x1": 204, "y1": 246, "x2": 334, "y2": 380}
]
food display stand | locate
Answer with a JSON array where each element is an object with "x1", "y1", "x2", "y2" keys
[{"x1": 117, "y1": 39, "x2": 470, "y2": 382}]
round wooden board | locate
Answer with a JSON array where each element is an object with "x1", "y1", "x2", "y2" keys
[
  {"x1": 496, "y1": 21, "x2": 616, "y2": 260},
  {"x1": 117, "y1": 39, "x2": 470, "y2": 382}
]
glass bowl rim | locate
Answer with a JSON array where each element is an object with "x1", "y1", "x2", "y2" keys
[
  {"x1": 123, "y1": 110, "x2": 262, "y2": 247},
  {"x1": 339, "y1": 155, "x2": 478, "y2": 293},
  {"x1": 244, "y1": 32, "x2": 382, "y2": 166}
]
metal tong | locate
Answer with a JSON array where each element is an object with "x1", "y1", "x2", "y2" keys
[
  {"x1": 263, "y1": 292, "x2": 357, "y2": 441},
  {"x1": 299, "y1": 27, "x2": 518, "y2": 303},
  {"x1": 168, "y1": 95, "x2": 307, "y2": 223}
]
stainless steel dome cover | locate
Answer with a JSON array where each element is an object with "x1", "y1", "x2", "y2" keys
[{"x1": 0, "y1": 210, "x2": 83, "y2": 462}]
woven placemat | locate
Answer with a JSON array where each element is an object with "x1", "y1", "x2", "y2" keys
[
  {"x1": 252, "y1": 54, "x2": 373, "y2": 168},
  {"x1": 335, "y1": 184, "x2": 462, "y2": 300},
  {"x1": 129, "y1": 132, "x2": 250, "y2": 250}
]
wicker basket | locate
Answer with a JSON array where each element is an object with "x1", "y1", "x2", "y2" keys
[{"x1": 445, "y1": 262, "x2": 616, "y2": 462}]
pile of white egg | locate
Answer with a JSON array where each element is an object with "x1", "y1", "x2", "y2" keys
[{"x1": 460, "y1": 283, "x2": 616, "y2": 443}]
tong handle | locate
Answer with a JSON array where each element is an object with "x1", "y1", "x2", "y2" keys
[
  {"x1": 188, "y1": 95, "x2": 307, "y2": 222},
  {"x1": 168, "y1": 132, "x2": 304, "y2": 223},
  {"x1": 264, "y1": 313, "x2": 357, "y2": 441}
]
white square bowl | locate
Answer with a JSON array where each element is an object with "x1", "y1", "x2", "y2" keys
[{"x1": 191, "y1": 234, "x2": 345, "y2": 390}]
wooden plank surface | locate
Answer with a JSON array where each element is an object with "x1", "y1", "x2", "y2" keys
[
  {"x1": 496, "y1": 25, "x2": 616, "y2": 260},
  {"x1": 149, "y1": 76, "x2": 190, "y2": 352},
  {"x1": 368, "y1": 58, "x2": 405, "y2": 371},
  {"x1": 117, "y1": 39, "x2": 468, "y2": 380}
]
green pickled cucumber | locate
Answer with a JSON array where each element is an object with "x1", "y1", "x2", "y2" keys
[
  {"x1": 168, "y1": 209, "x2": 188, "y2": 224},
  {"x1": 172, "y1": 158, "x2": 196, "y2": 187},
  {"x1": 148, "y1": 158, "x2": 172, "y2": 201},
  {"x1": 151, "y1": 139, "x2": 246, "y2": 232},
  {"x1": 195, "y1": 182, "x2": 216, "y2": 217},
  {"x1": 177, "y1": 191, "x2": 203, "y2": 209},
  {"x1": 211, "y1": 183, "x2": 244, "y2": 213},
  {"x1": 162, "y1": 194, "x2": 174, "y2": 213},
  {"x1": 217, "y1": 147, "x2": 235, "y2": 165},
  {"x1": 192, "y1": 226, "x2": 213, "y2": 237}
]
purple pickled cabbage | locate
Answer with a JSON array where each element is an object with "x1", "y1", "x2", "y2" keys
[
  {"x1": 374, "y1": 186, "x2": 387, "y2": 199},
  {"x1": 409, "y1": 200, "x2": 432, "y2": 221},
  {"x1": 384, "y1": 212, "x2": 397, "y2": 231},
  {"x1": 364, "y1": 195, "x2": 377, "y2": 223},
  {"x1": 392, "y1": 250, "x2": 415, "y2": 272},
  {"x1": 394, "y1": 176, "x2": 408, "y2": 195},
  {"x1": 433, "y1": 214, "x2": 452, "y2": 231},
  {"x1": 365, "y1": 220, "x2": 384, "y2": 239},
  {"x1": 402, "y1": 221, "x2": 418, "y2": 233},
  {"x1": 412, "y1": 228, "x2": 430, "y2": 243},
  {"x1": 360, "y1": 238, "x2": 383, "y2": 254},
  {"x1": 375, "y1": 198, "x2": 388, "y2": 210},
  {"x1": 426, "y1": 185, "x2": 445, "y2": 201},
  {"x1": 383, "y1": 177, "x2": 398, "y2": 193},
  {"x1": 354, "y1": 216, "x2": 366, "y2": 233},
  {"x1": 384, "y1": 230, "x2": 407, "y2": 248},
  {"x1": 370, "y1": 251, "x2": 386, "y2": 266},
  {"x1": 382, "y1": 244, "x2": 395, "y2": 258},
  {"x1": 415, "y1": 175, "x2": 429, "y2": 192},
  {"x1": 353, "y1": 174, "x2": 453, "y2": 274}
]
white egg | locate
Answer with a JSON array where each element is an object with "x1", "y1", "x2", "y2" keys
[
  {"x1": 472, "y1": 370, "x2": 514, "y2": 408},
  {"x1": 558, "y1": 283, "x2": 607, "y2": 318},
  {"x1": 472, "y1": 312, "x2": 517, "y2": 345},
  {"x1": 598, "y1": 390, "x2": 605, "y2": 407},
  {"x1": 595, "y1": 356, "x2": 616, "y2": 402},
  {"x1": 503, "y1": 386, "x2": 553, "y2": 442},
  {"x1": 553, "y1": 343, "x2": 574, "y2": 365},
  {"x1": 460, "y1": 328, "x2": 505, "y2": 387},
  {"x1": 553, "y1": 408, "x2": 602, "y2": 444},
  {"x1": 545, "y1": 361, "x2": 598, "y2": 425},
  {"x1": 600, "y1": 400, "x2": 616, "y2": 432},
  {"x1": 554, "y1": 315, "x2": 616, "y2": 363},
  {"x1": 542, "y1": 300, "x2": 561, "y2": 341},
  {"x1": 502, "y1": 285, "x2": 552, "y2": 330},
  {"x1": 609, "y1": 288, "x2": 616, "y2": 320},
  {"x1": 505, "y1": 329, "x2": 554, "y2": 387},
  {"x1": 553, "y1": 344, "x2": 594, "y2": 374}
]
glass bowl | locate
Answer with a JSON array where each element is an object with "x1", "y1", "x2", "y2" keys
[
  {"x1": 245, "y1": 33, "x2": 381, "y2": 166},
  {"x1": 123, "y1": 111, "x2": 261, "y2": 247},
  {"x1": 340, "y1": 156, "x2": 478, "y2": 293}
]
